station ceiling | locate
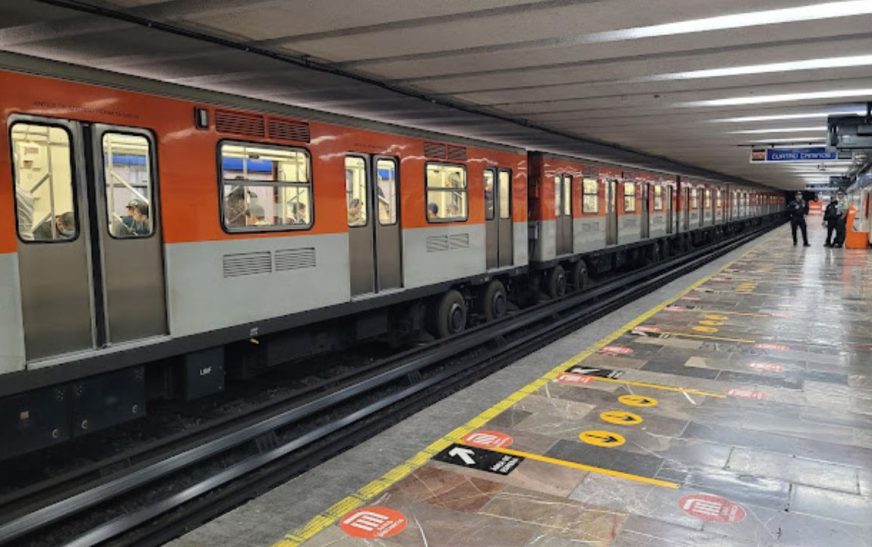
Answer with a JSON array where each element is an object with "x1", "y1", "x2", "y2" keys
[{"x1": 5, "y1": 0, "x2": 872, "y2": 189}]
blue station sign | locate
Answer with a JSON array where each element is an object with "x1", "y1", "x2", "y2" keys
[{"x1": 751, "y1": 147, "x2": 837, "y2": 163}]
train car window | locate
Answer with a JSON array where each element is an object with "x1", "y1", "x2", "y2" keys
[
  {"x1": 582, "y1": 178, "x2": 599, "y2": 214},
  {"x1": 653, "y1": 185, "x2": 663, "y2": 211},
  {"x1": 623, "y1": 182, "x2": 636, "y2": 212},
  {"x1": 705, "y1": 189, "x2": 712, "y2": 209},
  {"x1": 11, "y1": 123, "x2": 78, "y2": 242},
  {"x1": 716, "y1": 190, "x2": 723, "y2": 210},
  {"x1": 103, "y1": 133, "x2": 154, "y2": 238},
  {"x1": 484, "y1": 169, "x2": 496, "y2": 220},
  {"x1": 345, "y1": 157, "x2": 368, "y2": 227},
  {"x1": 499, "y1": 169, "x2": 511, "y2": 219},
  {"x1": 376, "y1": 158, "x2": 397, "y2": 226},
  {"x1": 220, "y1": 141, "x2": 311, "y2": 232},
  {"x1": 690, "y1": 188, "x2": 699, "y2": 209},
  {"x1": 425, "y1": 163, "x2": 467, "y2": 222}
]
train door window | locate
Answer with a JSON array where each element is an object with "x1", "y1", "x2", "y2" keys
[
  {"x1": 653, "y1": 185, "x2": 663, "y2": 210},
  {"x1": 690, "y1": 188, "x2": 699, "y2": 210},
  {"x1": 376, "y1": 159, "x2": 397, "y2": 225},
  {"x1": 484, "y1": 169, "x2": 496, "y2": 220},
  {"x1": 102, "y1": 133, "x2": 154, "y2": 238},
  {"x1": 499, "y1": 169, "x2": 511, "y2": 219},
  {"x1": 220, "y1": 142, "x2": 311, "y2": 231},
  {"x1": 562, "y1": 175, "x2": 572, "y2": 215},
  {"x1": 554, "y1": 175, "x2": 561, "y2": 216},
  {"x1": 704, "y1": 189, "x2": 712, "y2": 209},
  {"x1": 426, "y1": 163, "x2": 467, "y2": 222},
  {"x1": 716, "y1": 190, "x2": 723, "y2": 211},
  {"x1": 345, "y1": 157, "x2": 368, "y2": 226},
  {"x1": 623, "y1": 182, "x2": 636, "y2": 212},
  {"x1": 582, "y1": 178, "x2": 598, "y2": 214},
  {"x1": 11, "y1": 123, "x2": 78, "y2": 242}
]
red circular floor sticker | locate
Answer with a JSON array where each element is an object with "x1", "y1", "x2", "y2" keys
[
  {"x1": 599, "y1": 345, "x2": 633, "y2": 355},
  {"x1": 462, "y1": 429, "x2": 514, "y2": 449},
  {"x1": 679, "y1": 494, "x2": 746, "y2": 523},
  {"x1": 340, "y1": 506, "x2": 407, "y2": 539},
  {"x1": 726, "y1": 387, "x2": 767, "y2": 400}
]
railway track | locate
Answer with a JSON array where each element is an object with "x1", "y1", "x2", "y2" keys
[{"x1": 0, "y1": 222, "x2": 781, "y2": 547}]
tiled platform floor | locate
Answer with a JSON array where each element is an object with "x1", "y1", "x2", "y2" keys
[{"x1": 179, "y1": 224, "x2": 872, "y2": 546}]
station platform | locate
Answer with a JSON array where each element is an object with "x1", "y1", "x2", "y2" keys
[{"x1": 173, "y1": 223, "x2": 872, "y2": 547}]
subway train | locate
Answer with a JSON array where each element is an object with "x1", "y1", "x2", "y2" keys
[{"x1": 0, "y1": 52, "x2": 785, "y2": 459}]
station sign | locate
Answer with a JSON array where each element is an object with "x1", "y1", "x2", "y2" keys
[{"x1": 750, "y1": 147, "x2": 837, "y2": 163}]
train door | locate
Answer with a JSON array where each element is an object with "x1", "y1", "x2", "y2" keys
[
  {"x1": 10, "y1": 116, "x2": 167, "y2": 361},
  {"x1": 665, "y1": 185, "x2": 674, "y2": 234},
  {"x1": 555, "y1": 174, "x2": 572, "y2": 255},
  {"x1": 606, "y1": 179, "x2": 618, "y2": 244},
  {"x1": 484, "y1": 168, "x2": 513, "y2": 269},
  {"x1": 346, "y1": 155, "x2": 401, "y2": 296},
  {"x1": 639, "y1": 182, "x2": 650, "y2": 238}
]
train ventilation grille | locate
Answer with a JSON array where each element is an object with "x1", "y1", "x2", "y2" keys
[
  {"x1": 446, "y1": 145, "x2": 467, "y2": 161},
  {"x1": 268, "y1": 118, "x2": 310, "y2": 143},
  {"x1": 426, "y1": 233, "x2": 470, "y2": 252},
  {"x1": 274, "y1": 247, "x2": 316, "y2": 271},
  {"x1": 215, "y1": 110, "x2": 266, "y2": 138},
  {"x1": 223, "y1": 251, "x2": 272, "y2": 278},
  {"x1": 423, "y1": 142, "x2": 447, "y2": 159}
]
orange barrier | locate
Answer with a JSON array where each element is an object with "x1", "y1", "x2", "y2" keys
[
  {"x1": 808, "y1": 200, "x2": 823, "y2": 215},
  {"x1": 845, "y1": 207, "x2": 870, "y2": 249}
]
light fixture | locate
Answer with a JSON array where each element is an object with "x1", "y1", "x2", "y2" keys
[
  {"x1": 729, "y1": 126, "x2": 827, "y2": 134},
  {"x1": 683, "y1": 89, "x2": 872, "y2": 107},
  {"x1": 588, "y1": 1, "x2": 872, "y2": 43},
  {"x1": 648, "y1": 55, "x2": 872, "y2": 82},
  {"x1": 747, "y1": 137, "x2": 828, "y2": 143},
  {"x1": 711, "y1": 108, "x2": 868, "y2": 123}
]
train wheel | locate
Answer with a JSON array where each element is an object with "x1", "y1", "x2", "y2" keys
[
  {"x1": 430, "y1": 289, "x2": 467, "y2": 338},
  {"x1": 569, "y1": 261, "x2": 588, "y2": 292},
  {"x1": 480, "y1": 280, "x2": 507, "y2": 321},
  {"x1": 546, "y1": 265, "x2": 567, "y2": 299}
]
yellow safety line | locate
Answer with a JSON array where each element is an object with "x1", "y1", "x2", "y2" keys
[
  {"x1": 586, "y1": 376, "x2": 726, "y2": 398},
  {"x1": 272, "y1": 235, "x2": 770, "y2": 547},
  {"x1": 485, "y1": 445, "x2": 680, "y2": 489},
  {"x1": 657, "y1": 331, "x2": 757, "y2": 344}
]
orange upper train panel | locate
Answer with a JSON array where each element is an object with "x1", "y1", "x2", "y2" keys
[{"x1": 0, "y1": 70, "x2": 526, "y2": 248}]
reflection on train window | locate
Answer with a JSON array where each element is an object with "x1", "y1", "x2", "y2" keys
[
  {"x1": 499, "y1": 170, "x2": 511, "y2": 219},
  {"x1": 425, "y1": 163, "x2": 467, "y2": 222},
  {"x1": 623, "y1": 182, "x2": 636, "y2": 212},
  {"x1": 704, "y1": 189, "x2": 712, "y2": 209},
  {"x1": 11, "y1": 123, "x2": 78, "y2": 242},
  {"x1": 103, "y1": 133, "x2": 154, "y2": 238},
  {"x1": 484, "y1": 169, "x2": 495, "y2": 220},
  {"x1": 653, "y1": 185, "x2": 663, "y2": 211},
  {"x1": 345, "y1": 157, "x2": 368, "y2": 227},
  {"x1": 716, "y1": 190, "x2": 723, "y2": 210},
  {"x1": 582, "y1": 178, "x2": 598, "y2": 214},
  {"x1": 220, "y1": 142, "x2": 311, "y2": 231},
  {"x1": 690, "y1": 188, "x2": 699, "y2": 209},
  {"x1": 377, "y1": 159, "x2": 398, "y2": 226}
]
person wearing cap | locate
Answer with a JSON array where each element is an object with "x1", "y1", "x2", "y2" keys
[
  {"x1": 823, "y1": 196, "x2": 840, "y2": 247},
  {"x1": 787, "y1": 191, "x2": 809, "y2": 247}
]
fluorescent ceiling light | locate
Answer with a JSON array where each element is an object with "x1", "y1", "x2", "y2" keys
[
  {"x1": 684, "y1": 89, "x2": 872, "y2": 107},
  {"x1": 648, "y1": 55, "x2": 872, "y2": 82},
  {"x1": 730, "y1": 126, "x2": 826, "y2": 134},
  {"x1": 712, "y1": 110, "x2": 867, "y2": 123},
  {"x1": 588, "y1": 1, "x2": 872, "y2": 42},
  {"x1": 747, "y1": 137, "x2": 828, "y2": 143}
]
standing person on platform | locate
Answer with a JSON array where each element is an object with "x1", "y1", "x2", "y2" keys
[
  {"x1": 787, "y1": 191, "x2": 809, "y2": 247},
  {"x1": 833, "y1": 191, "x2": 849, "y2": 248},
  {"x1": 823, "y1": 197, "x2": 840, "y2": 247}
]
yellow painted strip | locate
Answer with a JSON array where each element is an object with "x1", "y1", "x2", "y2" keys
[
  {"x1": 489, "y1": 445, "x2": 680, "y2": 489},
  {"x1": 659, "y1": 330, "x2": 756, "y2": 344},
  {"x1": 323, "y1": 496, "x2": 364, "y2": 520},
  {"x1": 589, "y1": 376, "x2": 726, "y2": 398},
  {"x1": 273, "y1": 234, "x2": 770, "y2": 546}
]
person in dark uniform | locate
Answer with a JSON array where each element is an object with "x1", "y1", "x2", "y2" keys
[
  {"x1": 823, "y1": 197, "x2": 839, "y2": 247},
  {"x1": 787, "y1": 191, "x2": 809, "y2": 247}
]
